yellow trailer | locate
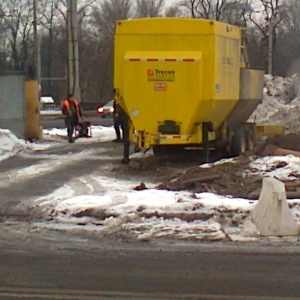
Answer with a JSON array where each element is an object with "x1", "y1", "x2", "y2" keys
[{"x1": 114, "y1": 18, "x2": 263, "y2": 163}]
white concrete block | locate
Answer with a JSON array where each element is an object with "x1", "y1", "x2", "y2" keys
[{"x1": 251, "y1": 177, "x2": 299, "y2": 236}]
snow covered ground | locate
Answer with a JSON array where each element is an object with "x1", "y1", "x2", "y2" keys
[{"x1": 1, "y1": 75, "x2": 300, "y2": 244}]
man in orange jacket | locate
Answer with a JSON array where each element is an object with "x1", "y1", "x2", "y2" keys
[{"x1": 61, "y1": 94, "x2": 82, "y2": 143}]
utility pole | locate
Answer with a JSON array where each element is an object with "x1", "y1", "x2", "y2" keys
[
  {"x1": 25, "y1": 0, "x2": 41, "y2": 140},
  {"x1": 33, "y1": 0, "x2": 40, "y2": 86},
  {"x1": 67, "y1": 0, "x2": 81, "y2": 101}
]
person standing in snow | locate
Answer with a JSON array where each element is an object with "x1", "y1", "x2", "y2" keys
[
  {"x1": 61, "y1": 94, "x2": 82, "y2": 143},
  {"x1": 113, "y1": 100, "x2": 126, "y2": 142}
]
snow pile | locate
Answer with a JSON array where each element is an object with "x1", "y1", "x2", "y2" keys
[
  {"x1": 248, "y1": 155, "x2": 300, "y2": 186},
  {"x1": 28, "y1": 179, "x2": 300, "y2": 243},
  {"x1": 0, "y1": 129, "x2": 29, "y2": 161},
  {"x1": 249, "y1": 74, "x2": 300, "y2": 133},
  {"x1": 264, "y1": 74, "x2": 297, "y2": 101},
  {"x1": 27, "y1": 187, "x2": 257, "y2": 242}
]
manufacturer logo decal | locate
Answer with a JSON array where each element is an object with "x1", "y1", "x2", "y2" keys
[{"x1": 147, "y1": 69, "x2": 175, "y2": 81}]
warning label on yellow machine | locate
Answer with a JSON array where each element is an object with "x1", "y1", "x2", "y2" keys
[{"x1": 154, "y1": 82, "x2": 167, "y2": 91}]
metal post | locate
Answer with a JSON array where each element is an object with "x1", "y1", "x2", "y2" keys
[
  {"x1": 202, "y1": 122, "x2": 209, "y2": 163},
  {"x1": 268, "y1": 16, "x2": 273, "y2": 75},
  {"x1": 67, "y1": 0, "x2": 81, "y2": 101},
  {"x1": 122, "y1": 117, "x2": 130, "y2": 164}
]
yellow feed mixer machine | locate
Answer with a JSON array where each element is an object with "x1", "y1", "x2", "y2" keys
[{"x1": 113, "y1": 18, "x2": 264, "y2": 163}]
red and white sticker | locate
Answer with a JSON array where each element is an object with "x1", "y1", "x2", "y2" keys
[{"x1": 154, "y1": 83, "x2": 167, "y2": 91}]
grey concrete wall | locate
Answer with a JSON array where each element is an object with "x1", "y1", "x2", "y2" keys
[{"x1": 0, "y1": 75, "x2": 26, "y2": 138}]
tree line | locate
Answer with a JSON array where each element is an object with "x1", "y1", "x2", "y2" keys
[{"x1": 0, "y1": 0, "x2": 299, "y2": 105}]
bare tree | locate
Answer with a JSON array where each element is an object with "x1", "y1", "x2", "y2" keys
[
  {"x1": 36, "y1": 0, "x2": 97, "y2": 101},
  {"x1": 135, "y1": 0, "x2": 165, "y2": 17},
  {"x1": 272, "y1": 0, "x2": 300, "y2": 75},
  {"x1": 164, "y1": 5, "x2": 184, "y2": 17},
  {"x1": 183, "y1": 0, "x2": 226, "y2": 19},
  {"x1": 37, "y1": 0, "x2": 66, "y2": 98},
  {"x1": 282, "y1": 0, "x2": 300, "y2": 35},
  {"x1": 1, "y1": 0, "x2": 33, "y2": 71},
  {"x1": 248, "y1": 0, "x2": 286, "y2": 74},
  {"x1": 248, "y1": 0, "x2": 284, "y2": 43},
  {"x1": 0, "y1": 2, "x2": 9, "y2": 71},
  {"x1": 221, "y1": 1, "x2": 253, "y2": 26},
  {"x1": 178, "y1": 0, "x2": 251, "y2": 23},
  {"x1": 92, "y1": 0, "x2": 132, "y2": 39},
  {"x1": 86, "y1": 0, "x2": 133, "y2": 102}
]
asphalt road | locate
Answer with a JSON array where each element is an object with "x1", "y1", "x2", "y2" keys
[{"x1": 0, "y1": 239, "x2": 300, "y2": 300}]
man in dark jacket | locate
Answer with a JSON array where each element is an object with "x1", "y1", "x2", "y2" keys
[
  {"x1": 113, "y1": 100, "x2": 126, "y2": 142},
  {"x1": 61, "y1": 94, "x2": 82, "y2": 143}
]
